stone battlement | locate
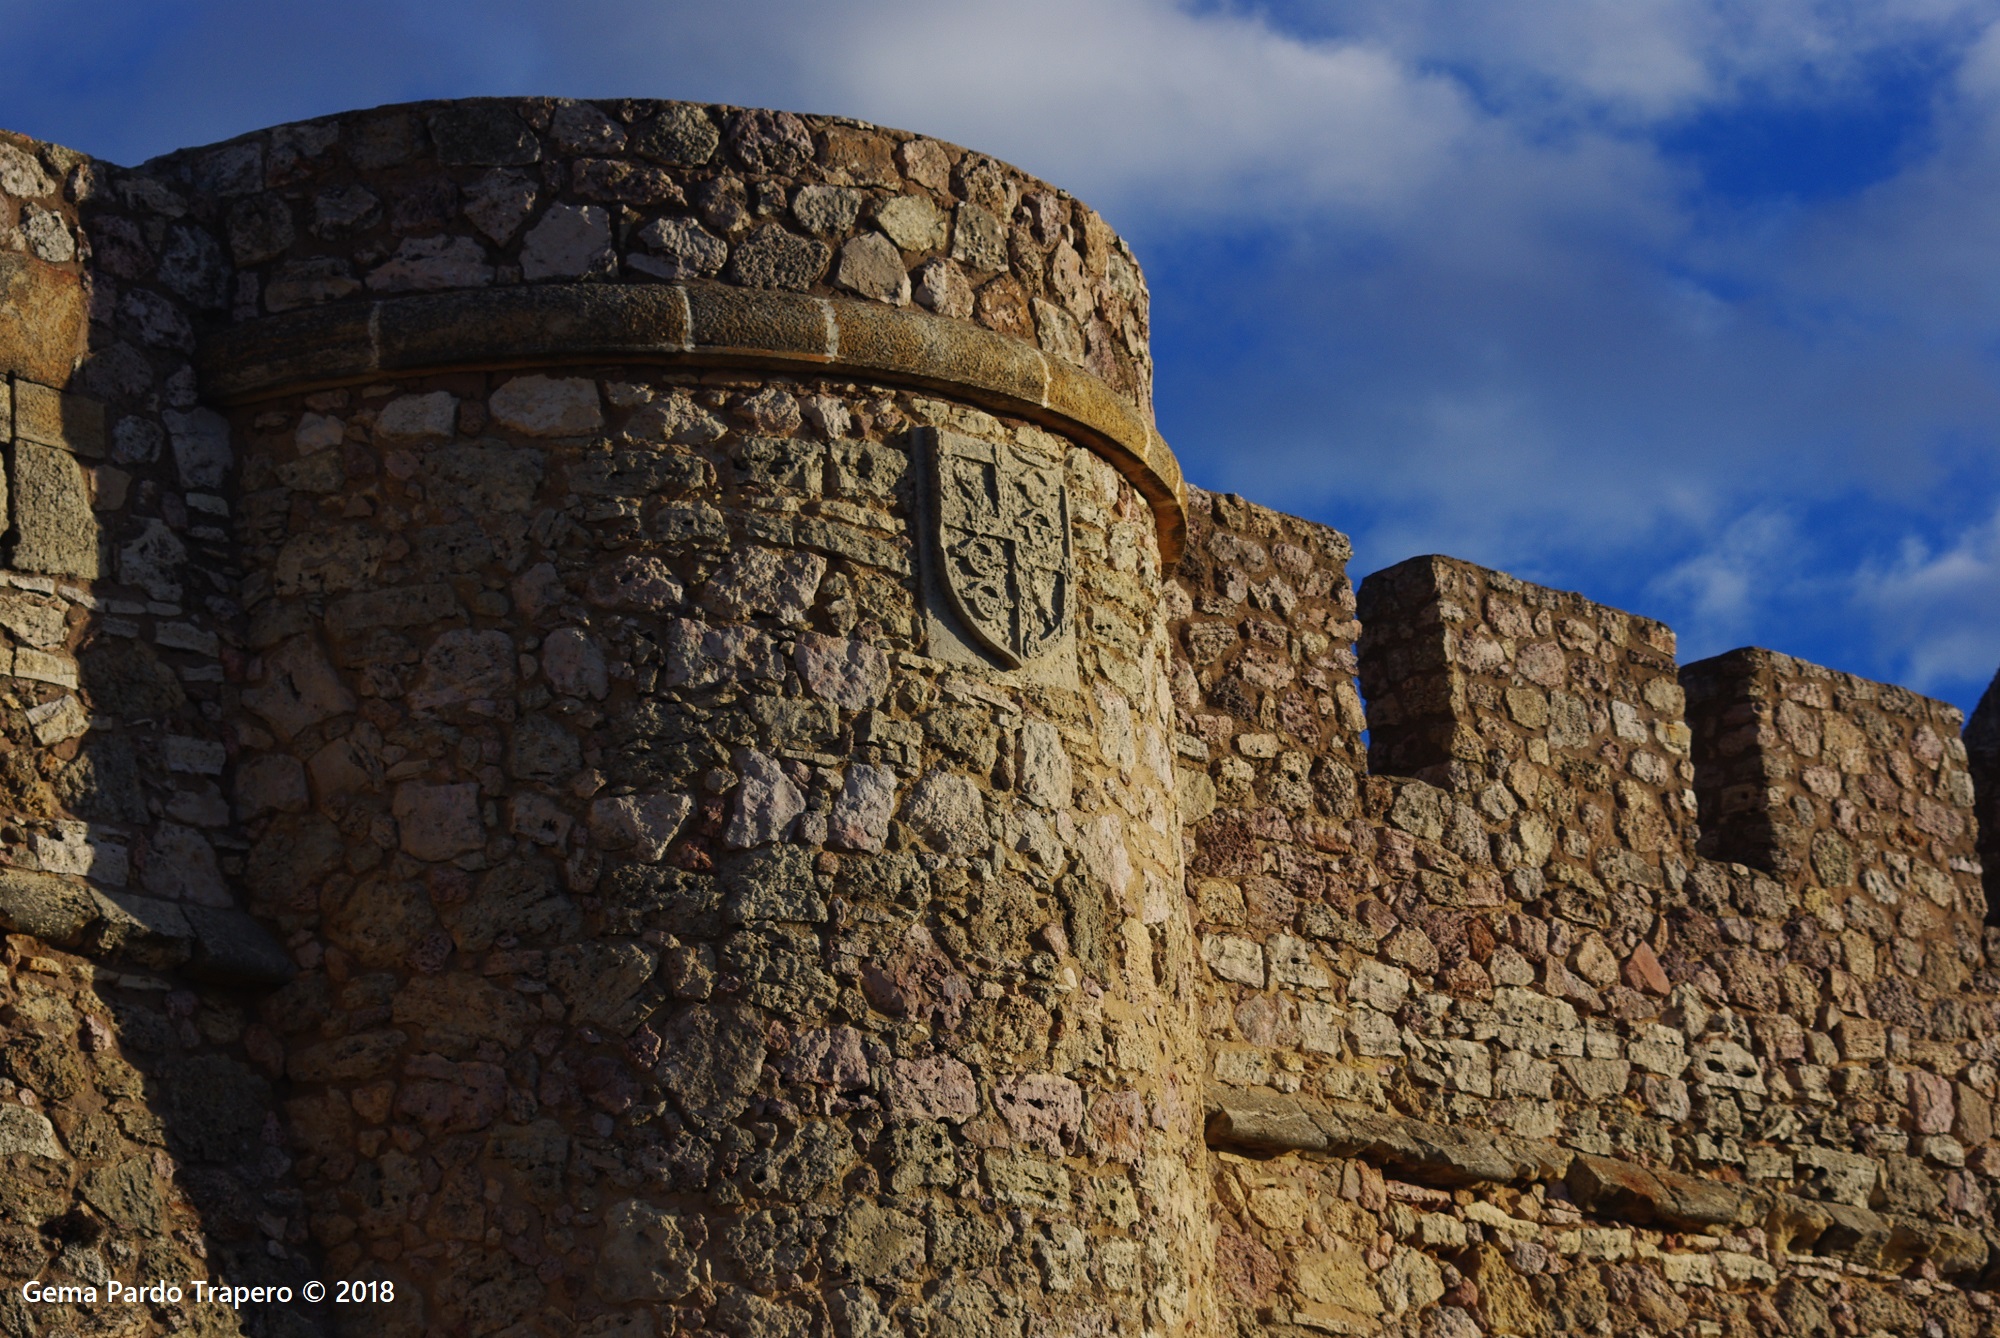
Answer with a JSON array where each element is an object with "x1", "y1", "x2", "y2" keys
[
  {"x1": 1176, "y1": 488, "x2": 1999, "y2": 1334},
  {"x1": 0, "y1": 98, "x2": 1994, "y2": 1338}
]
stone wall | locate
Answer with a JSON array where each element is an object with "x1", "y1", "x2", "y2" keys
[
  {"x1": 229, "y1": 368, "x2": 1207, "y2": 1338},
  {"x1": 141, "y1": 97, "x2": 1155, "y2": 415},
  {"x1": 0, "y1": 128, "x2": 312, "y2": 1338},
  {"x1": 1177, "y1": 494, "x2": 2000, "y2": 1338},
  {"x1": 0, "y1": 98, "x2": 1209, "y2": 1338}
]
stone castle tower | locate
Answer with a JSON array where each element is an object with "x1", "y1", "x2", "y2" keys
[{"x1": 0, "y1": 96, "x2": 1994, "y2": 1338}]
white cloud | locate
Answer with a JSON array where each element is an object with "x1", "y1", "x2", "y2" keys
[
  {"x1": 1957, "y1": 15, "x2": 2000, "y2": 102},
  {"x1": 1340, "y1": 0, "x2": 1993, "y2": 117},
  {"x1": 776, "y1": 0, "x2": 1481, "y2": 222},
  {"x1": 1852, "y1": 506, "x2": 2000, "y2": 691},
  {"x1": 1646, "y1": 508, "x2": 1807, "y2": 650}
]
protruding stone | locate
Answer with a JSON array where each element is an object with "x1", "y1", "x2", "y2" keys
[
  {"x1": 1622, "y1": 941, "x2": 1670, "y2": 994},
  {"x1": 835, "y1": 233, "x2": 911, "y2": 306},
  {"x1": 0, "y1": 1105, "x2": 64, "y2": 1159},
  {"x1": 590, "y1": 792, "x2": 693, "y2": 862},
  {"x1": 891, "y1": 1055, "x2": 979, "y2": 1122},
  {"x1": 725, "y1": 749, "x2": 806, "y2": 848},
  {"x1": 587, "y1": 554, "x2": 685, "y2": 611},
  {"x1": 27, "y1": 694, "x2": 87, "y2": 745},
  {"x1": 243, "y1": 636, "x2": 355, "y2": 740},
  {"x1": 541, "y1": 626, "x2": 609, "y2": 699},
  {"x1": 830, "y1": 764, "x2": 898, "y2": 852},
  {"x1": 375, "y1": 391, "x2": 458, "y2": 443},
  {"x1": 489, "y1": 374, "x2": 603, "y2": 436},
  {"x1": 727, "y1": 224, "x2": 830, "y2": 291},
  {"x1": 796, "y1": 633, "x2": 888, "y2": 709},
  {"x1": 704, "y1": 547, "x2": 824, "y2": 624},
  {"x1": 1018, "y1": 721, "x2": 1072, "y2": 809},
  {"x1": 631, "y1": 217, "x2": 726, "y2": 279},
  {"x1": 409, "y1": 627, "x2": 516, "y2": 711},
  {"x1": 521, "y1": 203, "x2": 614, "y2": 281},
  {"x1": 902, "y1": 771, "x2": 986, "y2": 855}
]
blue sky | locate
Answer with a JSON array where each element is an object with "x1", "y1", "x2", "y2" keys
[{"x1": 3, "y1": 0, "x2": 1999, "y2": 714}]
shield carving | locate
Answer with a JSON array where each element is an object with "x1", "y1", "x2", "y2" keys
[{"x1": 929, "y1": 429, "x2": 1072, "y2": 668}]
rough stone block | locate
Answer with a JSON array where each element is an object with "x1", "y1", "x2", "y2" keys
[
  {"x1": 0, "y1": 254, "x2": 86, "y2": 387},
  {"x1": 184, "y1": 905, "x2": 295, "y2": 987},
  {"x1": 394, "y1": 781, "x2": 486, "y2": 860},
  {"x1": 10, "y1": 442, "x2": 98, "y2": 577},
  {"x1": 489, "y1": 374, "x2": 602, "y2": 436},
  {"x1": 194, "y1": 300, "x2": 375, "y2": 400},
  {"x1": 834, "y1": 233, "x2": 911, "y2": 305},
  {"x1": 12, "y1": 380, "x2": 104, "y2": 456},
  {"x1": 89, "y1": 890, "x2": 195, "y2": 969},
  {"x1": 0, "y1": 866, "x2": 97, "y2": 945},
  {"x1": 428, "y1": 100, "x2": 540, "y2": 166}
]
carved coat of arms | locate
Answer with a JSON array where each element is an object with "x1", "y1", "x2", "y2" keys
[{"x1": 928, "y1": 429, "x2": 1072, "y2": 668}]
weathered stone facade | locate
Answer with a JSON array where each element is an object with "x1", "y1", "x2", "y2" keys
[{"x1": 0, "y1": 95, "x2": 1995, "y2": 1338}]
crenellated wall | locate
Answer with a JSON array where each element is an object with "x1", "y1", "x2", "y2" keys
[
  {"x1": 1179, "y1": 492, "x2": 2000, "y2": 1338},
  {"x1": 0, "y1": 96, "x2": 1997, "y2": 1338}
]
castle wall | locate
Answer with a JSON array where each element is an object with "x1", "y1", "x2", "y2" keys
[
  {"x1": 228, "y1": 369, "x2": 1206, "y2": 1338},
  {"x1": 1178, "y1": 496, "x2": 2000, "y2": 1338}
]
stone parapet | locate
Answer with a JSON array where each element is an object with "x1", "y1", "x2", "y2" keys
[
  {"x1": 137, "y1": 97, "x2": 1182, "y2": 559},
  {"x1": 1357, "y1": 555, "x2": 1691, "y2": 841},
  {"x1": 1180, "y1": 510, "x2": 2000, "y2": 1338},
  {"x1": 141, "y1": 98, "x2": 1155, "y2": 409},
  {"x1": 194, "y1": 281, "x2": 1185, "y2": 558},
  {"x1": 1684, "y1": 647, "x2": 1980, "y2": 898}
]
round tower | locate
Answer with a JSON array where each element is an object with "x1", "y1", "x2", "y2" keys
[{"x1": 175, "y1": 98, "x2": 1203, "y2": 1337}]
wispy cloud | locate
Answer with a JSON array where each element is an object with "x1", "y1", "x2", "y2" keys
[
  {"x1": 1649, "y1": 508, "x2": 1806, "y2": 645},
  {"x1": 1853, "y1": 506, "x2": 2000, "y2": 692}
]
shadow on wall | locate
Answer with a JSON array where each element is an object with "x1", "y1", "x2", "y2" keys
[
  {"x1": 0, "y1": 141, "x2": 334, "y2": 1338},
  {"x1": 1968, "y1": 672, "x2": 2000, "y2": 923}
]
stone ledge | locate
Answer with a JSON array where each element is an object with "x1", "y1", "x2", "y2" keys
[
  {"x1": 1206, "y1": 1087, "x2": 1991, "y2": 1280},
  {"x1": 195, "y1": 281, "x2": 1187, "y2": 561},
  {"x1": 0, "y1": 866, "x2": 292, "y2": 989},
  {"x1": 1207, "y1": 1084, "x2": 1570, "y2": 1186}
]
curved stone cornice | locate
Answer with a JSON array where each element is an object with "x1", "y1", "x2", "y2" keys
[{"x1": 196, "y1": 281, "x2": 1186, "y2": 560}]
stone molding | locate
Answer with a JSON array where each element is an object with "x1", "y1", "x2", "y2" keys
[
  {"x1": 194, "y1": 280, "x2": 1188, "y2": 560},
  {"x1": 1206, "y1": 1087, "x2": 1990, "y2": 1279}
]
